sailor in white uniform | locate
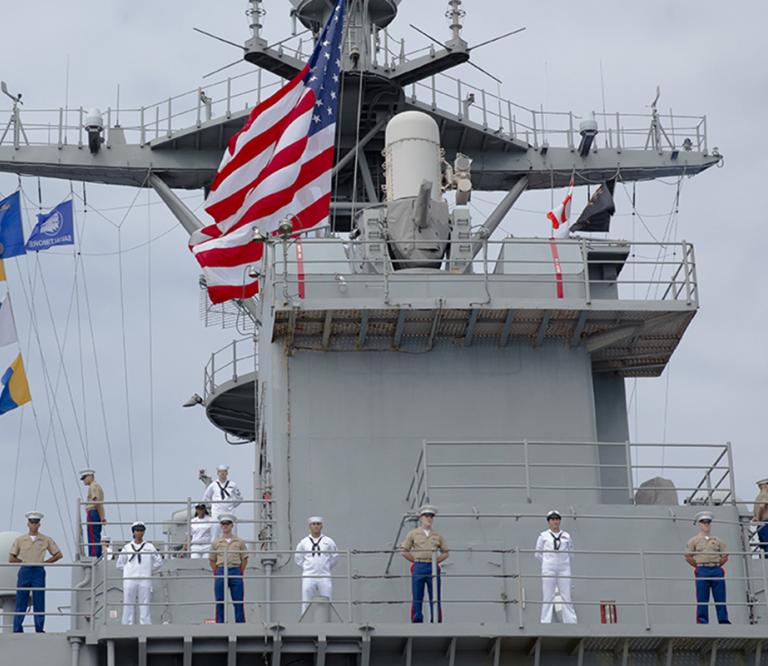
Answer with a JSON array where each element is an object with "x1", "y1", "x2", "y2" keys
[
  {"x1": 294, "y1": 516, "x2": 339, "y2": 615},
  {"x1": 203, "y1": 465, "x2": 243, "y2": 540},
  {"x1": 116, "y1": 521, "x2": 163, "y2": 625},
  {"x1": 188, "y1": 503, "x2": 215, "y2": 558},
  {"x1": 535, "y1": 510, "x2": 577, "y2": 624}
]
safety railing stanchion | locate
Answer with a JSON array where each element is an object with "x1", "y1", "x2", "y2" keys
[
  {"x1": 761, "y1": 551, "x2": 768, "y2": 619},
  {"x1": 640, "y1": 549, "x2": 651, "y2": 630},
  {"x1": 223, "y1": 549, "x2": 229, "y2": 624},
  {"x1": 626, "y1": 441, "x2": 634, "y2": 503},
  {"x1": 515, "y1": 547, "x2": 524, "y2": 629},
  {"x1": 103, "y1": 552, "x2": 109, "y2": 626},
  {"x1": 186, "y1": 497, "x2": 192, "y2": 555},
  {"x1": 432, "y1": 550, "x2": 438, "y2": 622},
  {"x1": 726, "y1": 442, "x2": 736, "y2": 505},
  {"x1": 90, "y1": 559, "x2": 96, "y2": 628},
  {"x1": 75, "y1": 498, "x2": 82, "y2": 559},
  {"x1": 523, "y1": 439, "x2": 532, "y2": 503},
  {"x1": 346, "y1": 549, "x2": 353, "y2": 623},
  {"x1": 422, "y1": 440, "x2": 430, "y2": 504}
]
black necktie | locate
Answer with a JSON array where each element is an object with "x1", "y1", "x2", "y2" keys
[
  {"x1": 129, "y1": 543, "x2": 146, "y2": 563},
  {"x1": 551, "y1": 532, "x2": 561, "y2": 551},
  {"x1": 217, "y1": 482, "x2": 231, "y2": 499},
  {"x1": 309, "y1": 537, "x2": 321, "y2": 556}
]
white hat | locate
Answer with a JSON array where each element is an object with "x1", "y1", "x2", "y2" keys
[
  {"x1": 418, "y1": 504, "x2": 438, "y2": 516},
  {"x1": 218, "y1": 513, "x2": 236, "y2": 524},
  {"x1": 131, "y1": 521, "x2": 146, "y2": 531},
  {"x1": 757, "y1": 478, "x2": 768, "y2": 486},
  {"x1": 25, "y1": 511, "x2": 44, "y2": 521},
  {"x1": 694, "y1": 511, "x2": 714, "y2": 524},
  {"x1": 546, "y1": 510, "x2": 562, "y2": 520},
  {"x1": 308, "y1": 516, "x2": 324, "y2": 524},
  {"x1": 79, "y1": 468, "x2": 96, "y2": 479},
  {"x1": 216, "y1": 464, "x2": 229, "y2": 472}
]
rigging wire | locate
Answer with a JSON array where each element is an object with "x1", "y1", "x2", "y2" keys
[{"x1": 146, "y1": 188, "x2": 157, "y2": 527}]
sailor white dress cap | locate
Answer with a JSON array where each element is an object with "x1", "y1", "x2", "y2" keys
[
  {"x1": 79, "y1": 468, "x2": 96, "y2": 479},
  {"x1": 546, "y1": 509, "x2": 562, "y2": 519},
  {"x1": 308, "y1": 516, "x2": 324, "y2": 524},
  {"x1": 418, "y1": 504, "x2": 438, "y2": 516},
  {"x1": 25, "y1": 511, "x2": 44, "y2": 521},
  {"x1": 694, "y1": 511, "x2": 714, "y2": 524},
  {"x1": 218, "y1": 513, "x2": 237, "y2": 524},
  {"x1": 757, "y1": 478, "x2": 768, "y2": 486},
  {"x1": 131, "y1": 521, "x2": 146, "y2": 531},
  {"x1": 216, "y1": 464, "x2": 229, "y2": 472}
]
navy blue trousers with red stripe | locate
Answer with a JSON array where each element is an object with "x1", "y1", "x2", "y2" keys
[
  {"x1": 695, "y1": 565, "x2": 729, "y2": 624},
  {"x1": 86, "y1": 509, "x2": 102, "y2": 557},
  {"x1": 410, "y1": 562, "x2": 442, "y2": 623}
]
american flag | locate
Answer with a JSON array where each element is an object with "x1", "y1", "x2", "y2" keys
[{"x1": 190, "y1": 0, "x2": 346, "y2": 304}]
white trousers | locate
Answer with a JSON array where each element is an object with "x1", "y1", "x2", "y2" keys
[
  {"x1": 122, "y1": 580, "x2": 152, "y2": 625},
  {"x1": 540, "y1": 567, "x2": 577, "y2": 624},
  {"x1": 301, "y1": 576, "x2": 332, "y2": 614},
  {"x1": 190, "y1": 543, "x2": 209, "y2": 559}
]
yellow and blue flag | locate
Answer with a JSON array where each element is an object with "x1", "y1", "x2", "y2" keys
[
  {"x1": 26, "y1": 199, "x2": 74, "y2": 251},
  {"x1": 0, "y1": 259, "x2": 5, "y2": 281},
  {"x1": 0, "y1": 353, "x2": 31, "y2": 414},
  {"x1": 0, "y1": 191, "x2": 26, "y2": 259}
]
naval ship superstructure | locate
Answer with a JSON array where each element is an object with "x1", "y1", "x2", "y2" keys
[{"x1": 1, "y1": 1, "x2": 765, "y2": 664}]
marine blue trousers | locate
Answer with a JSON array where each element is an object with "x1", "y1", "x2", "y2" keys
[
  {"x1": 695, "y1": 565, "x2": 729, "y2": 624},
  {"x1": 757, "y1": 524, "x2": 768, "y2": 557},
  {"x1": 86, "y1": 509, "x2": 102, "y2": 557},
  {"x1": 214, "y1": 566, "x2": 245, "y2": 623},
  {"x1": 14, "y1": 566, "x2": 46, "y2": 633},
  {"x1": 410, "y1": 562, "x2": 442, "y2": 623}
]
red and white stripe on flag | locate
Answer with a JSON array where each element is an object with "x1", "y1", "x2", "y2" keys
[
  {"x1": 546, "y1": 179, "x2": 574, "y2": 239},
  {"x1": 190, "y1": 0, "x2": 345, "y2": 304}
]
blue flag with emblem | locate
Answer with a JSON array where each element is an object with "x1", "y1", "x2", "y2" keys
[
  {"x1": 26, "y1": 199, "x2": 75, "y2": 251},
  {"x1": 0, "y1": 191, "x2": 26, "y2": 259}
]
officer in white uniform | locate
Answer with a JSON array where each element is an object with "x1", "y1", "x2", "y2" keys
[
  {"x1": 535, "y1": 510, "x2": 577, "y2": 624},
  {"x1": 116, "y1": 521, "x2": 163, "y2": 625},
  {"x1": 189, "y1": 503, "x2": 214, "y2": 558},
  {"x1": 203, "y1": 465, "x2": 243, "y2": 540},
  {"x1": 294, "y1": 516, "x2": 339, "y2": 615}
]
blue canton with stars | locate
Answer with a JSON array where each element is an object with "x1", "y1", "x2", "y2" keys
[{"x1": 304, "y1": 0, "x2": 346, "y2": 137}]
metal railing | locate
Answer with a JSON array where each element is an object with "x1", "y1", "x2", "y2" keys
[
  {"x1": 76, "y1": 499, "x2": 274, "y2": 559},
  {"x1": 203, "y1": 338, "x2": 257, "y2": 401},
  {"x1": 268, "y1": 238, "x2": 698, "y2": 307},
  {"x1": 0, "y1": 32, "x2": 709, "y2": 155},
  {"x1": 406, "y1": 440, "x2": 736, "y2": 510},
  {"x1": 3, "y1": 539, "x2": 767, "y2": 631}
]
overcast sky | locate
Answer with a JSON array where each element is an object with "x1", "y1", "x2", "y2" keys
[{"x1": 0, "y1": 0, "x2": 765, "y2": 567}]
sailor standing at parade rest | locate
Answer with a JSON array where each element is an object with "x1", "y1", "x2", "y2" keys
[
  {"x1": 294, "y1": 516, "x2": 339, "y2": 615},
  {"x1": 80, "y1": 468, "x2": 106, "y2": 557},
  {"x1": 209, "y1": 513, "x2": 248, "y2": 623},
  {"x1": 535, "y1": 510, "x2": 577, "y2": 624},
  {"x1": 203, "y1": 465, "x2": 243, "y2": 540},
  {"x1": 116, "y1": 521, "x2": 163, "y2": 625},
  {"x1": 8, "y1": 511, "x2": 62, "y2": 633},
  {"x1": 684, "y1": 511, "x2": 730, "y2": 624},
  {"x1": 185, "y1": 503, "x2": 215, "y2": 558},
  {"x1": 752, "y1": 478, "x2": 768, "y2": 557},
  {"x1": 400, "y1": 504, "x2": 449, "y2": 623}
]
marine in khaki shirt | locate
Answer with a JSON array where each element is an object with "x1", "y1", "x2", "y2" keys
[
  {"x1": 9, "y1": 533, "x2": 62, "y2": 564},
  {"x1": 401, "y1": 527, "x2": 449, "y2": 563},
  {"x1": 208, "y1": 513, "x2": 247, "y2": 623},
  {"x1": 400, "y1": 505, "x2": 449, "y2": 623},
  {"x1": 8, "y1": 511, "x2": 63, "y2": 633},
  {"x1": 684, "y1": 511, "x2": 730, "y2": 624}
]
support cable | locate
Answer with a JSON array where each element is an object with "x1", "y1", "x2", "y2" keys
[{"x1": 146, "y1": 189, "x2": 157, "y2": 526}]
